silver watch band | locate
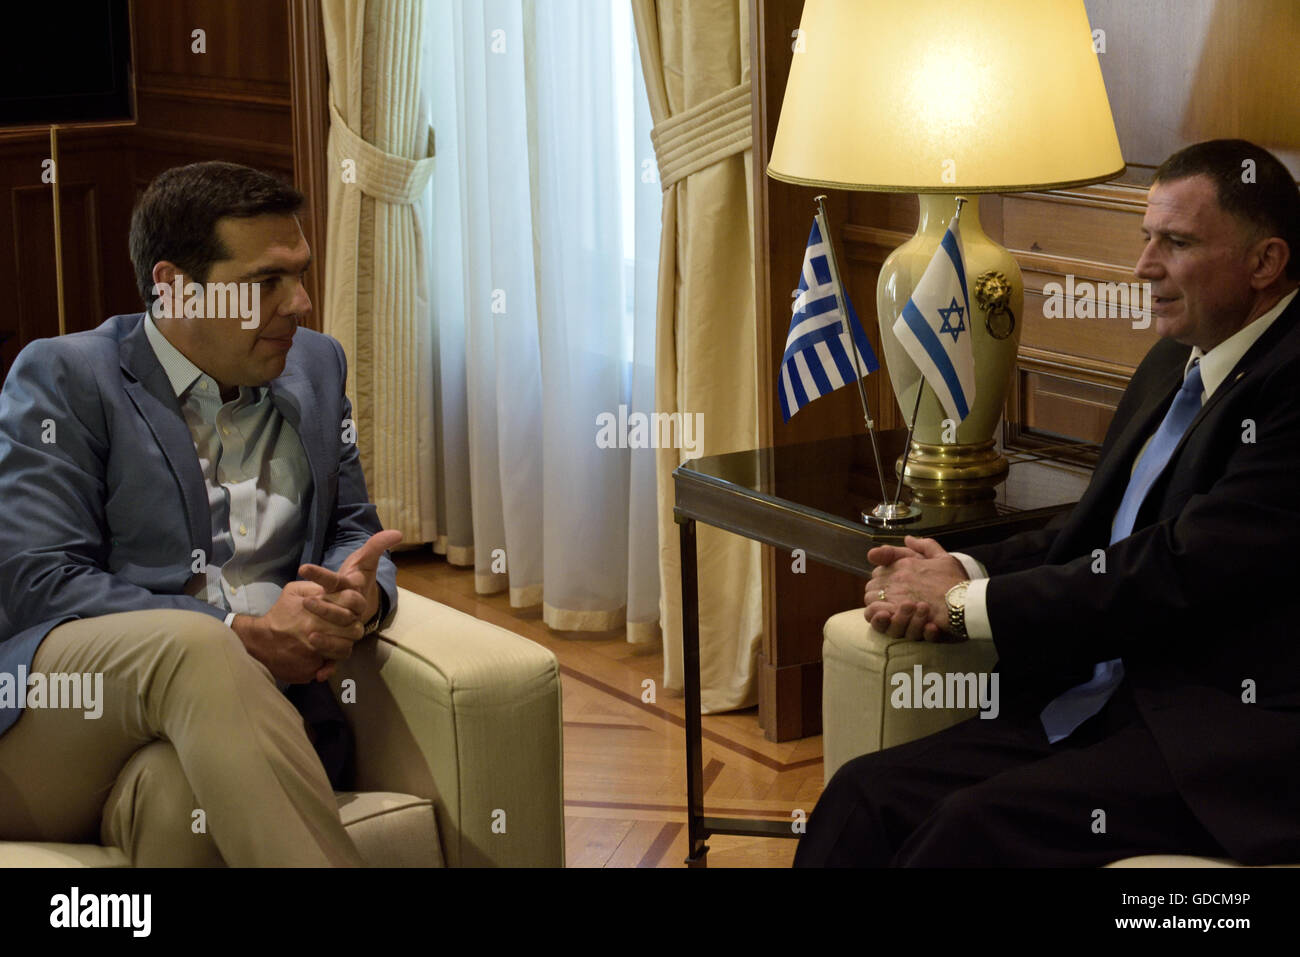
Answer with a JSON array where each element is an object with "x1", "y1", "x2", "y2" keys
[{"x1": 363, "y1": 600, "x2": 385, "y2": 635}]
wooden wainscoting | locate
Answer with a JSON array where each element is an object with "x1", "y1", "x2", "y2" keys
[{"x1": 0, "y1": 125, "x2": 138, "y2": 377}]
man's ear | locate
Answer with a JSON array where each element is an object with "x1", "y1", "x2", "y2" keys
[
  {"x1": 1249, "y1": 236, "x2": 1290, "y2": 290},
  {"x1": 150, "y1": 261, "x2": 181, "y2": 319}
]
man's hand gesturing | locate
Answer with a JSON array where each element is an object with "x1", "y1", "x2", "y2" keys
[
  {"x1": 231, "y1": 529, "x2": 402, "y2": 684},
  {"x1": 297, "y1": 529, "x2": 403, "y2": 648}
]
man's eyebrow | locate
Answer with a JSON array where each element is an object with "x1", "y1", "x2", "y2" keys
[
  {"x1": 1140, "y1": 225, "x2": 1196, "y2": 241},
  {"x1": 238, "y1": 253, "x2": 313, "y2": 281}
]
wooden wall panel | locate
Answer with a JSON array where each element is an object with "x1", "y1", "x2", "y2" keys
[
  {"x1": 288, "y1": 0, "x2": 331, "y2": 327},
  {"x1": 14, "y1": 183, "x2": 105, "y2": 337},
  {"x1": 1003, "y1": 185, "x2": 1162, "y2": 406},
  {"x1": 0, "y1": 127, "x2": 136, "y2": 370},
  {"x1": 132, "y1": 0, "x2": 292, "y2": 100},
  {"x1": 0, "y1": 140, "x2": 52, "y2": 373},
  {"x1": 132, "y1": 95, "x2": 292, "y2": 165},
  {"x1": 1017, "y1": 370, "x2": 1126, "y2": 445},
  {"x1": 130, "y1": 0, "x2": 295, "y2": 193},
  {"x1": 1001, "y1": 190, "x2": 1144, "y2": 267},
  {"x1": 1085, "y1": 0, "x2": 1300, "y2": 179}
]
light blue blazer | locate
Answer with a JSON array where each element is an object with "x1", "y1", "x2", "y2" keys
[{"x1": 0, "y1": 313, "x2": 398, "y2": 738}]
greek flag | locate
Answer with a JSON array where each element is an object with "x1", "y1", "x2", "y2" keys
[
  {"x1": 779, "y1": 218, "x2": 879, "y2": 423},
  {"x1": 891, "y1": 217, "x2": 976, "y2": 422}
]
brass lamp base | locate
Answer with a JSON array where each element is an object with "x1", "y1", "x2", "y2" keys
[{"x1": 895, "y1": 439, "x2": 1008, "y2": 505}]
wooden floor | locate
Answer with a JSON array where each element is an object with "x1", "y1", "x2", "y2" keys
[{"x1": 394, "y1": 549, "x2": 824, "y2": 868}]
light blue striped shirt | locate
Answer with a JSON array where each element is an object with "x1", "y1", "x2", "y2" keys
[{"x1": 143, "y1": 315, "x2": 312, "y2": 626}]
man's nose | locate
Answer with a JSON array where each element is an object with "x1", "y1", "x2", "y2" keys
[
  {"x1": 1134, "y1": 240, "x2": 1162, "y2": 280},
  {"x1": 283, "y1": 277, "x2": 312, "y2": 319}
]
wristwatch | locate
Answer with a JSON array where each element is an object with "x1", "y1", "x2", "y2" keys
[
  {"x1": 362, "y1": 593, "x2": 388, "y2": 636},
  {"x1": 945, "y1": 580, "x2": 971, "y2": 639}
]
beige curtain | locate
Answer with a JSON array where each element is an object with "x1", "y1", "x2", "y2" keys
[
  {"x1": 632, "y1": 0, "x2": 764, "y2": 712},
  {"x1": 321, "y1": 0, "x2": 438, "y2": 543}
]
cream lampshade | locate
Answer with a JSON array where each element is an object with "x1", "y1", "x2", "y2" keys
[{"x1": 768, "y1": 0, "x2": 1123, "y2": 503}]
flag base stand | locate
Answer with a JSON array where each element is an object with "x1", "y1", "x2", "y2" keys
[{"x1": 863, "y1": 501, "x2": 922, "y2": 526}]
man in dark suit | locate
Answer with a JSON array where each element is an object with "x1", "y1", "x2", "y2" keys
[
  {"x1": 795, "y1": 139, "x2": 1300, "y2": 867},
  {"x1": 0, "y1": 162, "x2": 400, "y2": 865}
]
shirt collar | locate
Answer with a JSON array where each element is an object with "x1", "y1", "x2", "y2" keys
[
  {"x1": 143, "y1": 314, "x2": 205, "y2": 398},
  {"x1": 143, "y1": 314, "x2": 265, "y2": 403},
  {"x1": 1186, "y1": 288, "x2": 1298, "y2": 398}
]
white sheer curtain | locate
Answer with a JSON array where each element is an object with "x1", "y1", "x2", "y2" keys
[{"x1": 424, "y1": 0, "x2": 662, "y2": 639}]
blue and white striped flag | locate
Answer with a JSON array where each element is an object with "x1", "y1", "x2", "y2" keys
[
  {"x1": 779, "y1": 218, "x2": 879, "y2": 423},
  {"x1": 891, "y1": 217, "x2": 976, "y2": 422}
]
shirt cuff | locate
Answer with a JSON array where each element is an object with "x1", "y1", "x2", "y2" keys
[
  {"x1": 223, "y1": 611, "x2": 237, "y2": 629},
  {"x1": 950, "y1": 552, "x2": 987, "y2": 581},
  {"x1": 964, "y1": 577, "x2": 993, "y2": 640}
]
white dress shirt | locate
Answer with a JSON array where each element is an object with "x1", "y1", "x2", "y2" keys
[{"x1": 143, "y1": 315, "x2": 312, "y2": 629}]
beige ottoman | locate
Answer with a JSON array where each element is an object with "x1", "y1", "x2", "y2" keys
[{"x1": 822, "y1": 607, "x2": 998, "y2": 783}]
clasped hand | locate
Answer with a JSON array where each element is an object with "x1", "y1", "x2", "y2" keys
[
  {"x1": 238, "y1": 529, "x2": 403, "y2": 684},
  {"x1": 863, "y1": 535, "x2": 967, "y2": 642}
]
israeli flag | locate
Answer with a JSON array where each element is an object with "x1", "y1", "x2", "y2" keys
[
  {"x1": 891, "y1": 218, "x2": 976, "y2": 422},
  {"x1": 779, "y1": 218, "x2": 879, "y2": 423}
]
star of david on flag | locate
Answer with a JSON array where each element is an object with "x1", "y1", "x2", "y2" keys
[
  {"x1": 937, "y1": 298, "x2": 966, "y2": 342},
  {"x1": 778, "y1": 217, "x2": 879, "y2": 423},
  {"x1": 891, "y1": 216, "x2": 977, "y2": 422}
]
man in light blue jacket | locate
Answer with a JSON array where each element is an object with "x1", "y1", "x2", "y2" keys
[{"x1": 0, "y1": 162, "x2": 400, "y2": 866}]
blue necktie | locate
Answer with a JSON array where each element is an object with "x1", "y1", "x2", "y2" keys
[{"x1": 1039, "y1": 361, "x2": 1204, "y2": 743}]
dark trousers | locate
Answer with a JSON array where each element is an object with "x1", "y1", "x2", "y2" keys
[{"x1": 794, "y1": 682, "x2": 1227, "y2": 866}]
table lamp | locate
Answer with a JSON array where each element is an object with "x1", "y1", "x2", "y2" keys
[{"x1": 767, "y1": 0, "x2": 1123, "y2": 503}]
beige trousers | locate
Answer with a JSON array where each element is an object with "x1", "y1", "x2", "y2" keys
[{"x1": 0, "y1": 610, "x2": 361, "y2": 866}]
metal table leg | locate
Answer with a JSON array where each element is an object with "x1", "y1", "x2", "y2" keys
[{"x1": 679, "y1": 517, "x2": 709, "y2": 867}]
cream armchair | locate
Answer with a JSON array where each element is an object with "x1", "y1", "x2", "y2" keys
[
  {"x1": 0, "y1": 587, "x2": 565, "y2": 867},
  {"x1": 821, "y1": 608, "x2": 1292, "y2": 868}
]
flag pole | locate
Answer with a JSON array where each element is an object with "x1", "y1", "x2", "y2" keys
[
  {"x1": 813, "y1": 195, "x2": 890, "y2": 510},
  {"x1": 892, "y1": 378, "x2": 926, "y2": 509},
  {"x1": 889, "y1": 197, "x2": 968, "y2": 511}
]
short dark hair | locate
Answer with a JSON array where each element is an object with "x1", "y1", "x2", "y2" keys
[
  {"x1": 1153, "y1": 139, "x2": 1300, "y2": 280},
  {"x1": 128, "y1": 161, "x2": 304, "y2": 308}
]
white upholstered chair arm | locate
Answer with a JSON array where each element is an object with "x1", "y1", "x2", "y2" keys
[{"x1": 333, "y1": 586, "x2": 565, "y2": 867}]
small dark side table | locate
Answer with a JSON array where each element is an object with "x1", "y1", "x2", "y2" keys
[{"x1": 672, "y1": 429, "x2": 1094, "y2": 866}]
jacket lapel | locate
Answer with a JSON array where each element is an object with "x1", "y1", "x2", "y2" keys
[
  {"x1": 269, "y1": 369, "x2": 326, "y2": 564},
  {"x1": 1085, "y1": 371, "x2": 1183, "y2": 516},
  {"x1": 1161, "y1": 298, "x2": 1300, "y2": 469},
  {"x1": 118, "y1": 316, "x2": 212, "y2": 554}
]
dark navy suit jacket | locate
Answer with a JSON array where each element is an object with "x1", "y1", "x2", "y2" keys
[{"x1": 964, "y1": 293, "x2": 1300, "y2": 865}]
